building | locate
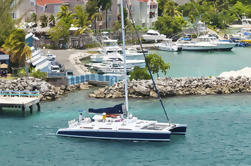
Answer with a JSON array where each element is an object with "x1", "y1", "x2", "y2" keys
[
  {"x1": 36, "y1": 0, "x2": 86, "y2": 17},
  {"x1": 130, "y1": 0, "x2": 158, "y2": 28},
  {"x1": 36, "y1": 0, "x2": 64, "y2": 17},
  {"x1": 12, "y1": 0, "x2": 36, "y2": 21},
  {"x1": 99, "y1": 0, "x2": 158, "y2": 29}
]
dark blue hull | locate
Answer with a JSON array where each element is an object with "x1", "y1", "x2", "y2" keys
[
  {"x1": 170, "y1": 124, "x2": 187, "y2": 135},
  {"x1": 57, "y1": 130, "x2": 171, "y2": 141}
]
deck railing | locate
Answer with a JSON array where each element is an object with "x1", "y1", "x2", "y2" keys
[
  {"x1": 0, "y1": 91, "x2": 40, "y2": 98},
  {"x1": 67, "y1": 74, "x2": 122, "y2": 86}
]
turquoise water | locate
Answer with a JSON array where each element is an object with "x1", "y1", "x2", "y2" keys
[
  {"x1": 151, "y1": 47, "x2": 251, "y2": 77},
  {"x1": 1, "y1": 90, "x2": 251, "y2": 166}
]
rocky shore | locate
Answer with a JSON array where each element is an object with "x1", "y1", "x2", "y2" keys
[
  {"x1": 0, "y1": 77, "x2": 90, "y2": 101},
  {"x1": 89, "y1": 76, "x2": 251, "y2": 98}
]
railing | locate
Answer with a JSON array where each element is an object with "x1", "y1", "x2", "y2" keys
[
  {"x1": 0, "y1": 91, "x2": 40, "y2": 98},
  {"x1": 67, "y1": 74, "x2": 122, "y2": 86}
]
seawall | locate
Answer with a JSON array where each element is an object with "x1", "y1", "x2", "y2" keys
[{"x1": 89, "y1": 76, "x2": 251, "y2": 98}]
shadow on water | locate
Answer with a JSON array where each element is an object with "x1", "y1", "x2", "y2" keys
[{"x1": 0, "y1": 108, "x2": 41, "y2": 119}]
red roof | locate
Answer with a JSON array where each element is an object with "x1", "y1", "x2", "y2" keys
[
  {"x1": 36, "y1": 0, "x2": 63, "y2": 6},
  {"x1": 137, "y1": 0, "x2": 148, "y2": 2}
]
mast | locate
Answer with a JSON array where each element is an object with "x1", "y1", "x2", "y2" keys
[
  {"x1": 125, "y1": 2, "x2": 170, "y2": 122},
  {"x1": 120, "y1": 0, "x2": 129, "y2": 117}
]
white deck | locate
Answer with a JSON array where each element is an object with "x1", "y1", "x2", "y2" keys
[{"x1": 0, "y1": 97, "x2": 40, "y2": 107}]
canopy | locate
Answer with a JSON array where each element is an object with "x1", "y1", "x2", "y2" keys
[{"x1": 88, "y1": 103, "x2": 124, "y2": 114}]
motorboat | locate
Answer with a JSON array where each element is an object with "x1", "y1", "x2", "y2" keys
[
  {"x1": 95, "y1": 62, "x2": 134, "y2": 75},
  {"x1": 57, "y1": 1, "x2": 186, "y2": 141},
  {"x1": 155, "y1": 39, "x2": 182, "y2": 52},
  {"x1": 142, "y1": 30, "x2": 166, "y2": 42},
  {"x1": 178, "y1": 35, "x2": 235, "y2": 51},
  {"x1": 90, "y1": 53, "x2": 145, "y2": 68}
]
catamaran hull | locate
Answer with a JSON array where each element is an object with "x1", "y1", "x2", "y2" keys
[
  {"x1": 56, "y1": 129, "x2": 171, "y2": 141},
  {"x1": 170, "y1": 124, "x2": 187, "y2": 135}
]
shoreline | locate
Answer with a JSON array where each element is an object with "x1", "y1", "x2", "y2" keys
[{"x1": 89, "y1": 76, "x2": 251, "y2": 98}]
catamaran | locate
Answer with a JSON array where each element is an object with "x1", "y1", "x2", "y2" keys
[{"x1": 56, "y1": 0, "x2": 186, "y2": 141}]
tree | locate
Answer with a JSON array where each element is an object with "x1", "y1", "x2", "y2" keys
[
  {"x1": 98, "y1": 0, "x2": 112, "y2": 30},
  {"x1": 72, "y1": 5, "x2": 92, "y2": 34},
  {"x1": 0, "y1": 0, "x2": 21, "y2": 46},
  {"x1": 145, "y1": 54, "x2": 170, "y2": 77},
  {"x1": 155, "y1": 15, "x2": 187, "y2": 37},
  {"x1": 49, "y1": 20, "x2": 70, "y2": 46},
  {"x1": 57, "y1": 4, "x2": 72, "y2": 24},
  {"x1": 3, "y1": 29, "x2": 31, "y2": 67},
  {"x1": 130, "y1": 66, "x2": 151, "y2": 81},
  {"x1": 86, "y1": 0, "x2": 101, "y2": 33},
  {"x1": 40, "y1": 14, "x2": 48, "y2": 28},
  {"x1": 49, "y1": 5, "x2": 72, "y2": 47},
  {"x1": 30, "y1": 12, "x2": 37, "y2": 23},
  {"x1": 49, "y1": 14, "x2": 55, "y2": 27}
]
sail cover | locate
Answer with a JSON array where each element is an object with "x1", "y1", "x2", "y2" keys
[{"x1": 88, "y1": 104, "x2": 124, "y2": 114}]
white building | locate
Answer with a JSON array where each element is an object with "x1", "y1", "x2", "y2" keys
[
  {"x1": 130, "y1": 0, "x2": 158, "y2": 28},
  {"x1": 12, "y1": 0, "x2": 36, "y2": 21}
]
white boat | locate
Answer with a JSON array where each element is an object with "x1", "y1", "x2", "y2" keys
[
  {"x1": 90, "y1": 53, "x2": 145, "y2": 68},
  {"x1": 96, "y1": 62, "x2": 134, "y2": 75},
  {"x1": 142, "y1": 30, "x2": 166, "y2": 42},
  {"x1": 178, "y1": 35, "x2": 235, "y2": 51},
  {"x1": 155, "y1": 39, "x2": 182, "y2": 52},
  {"x1": 56, "y1": 1, "x2": 186, "y2": 141}
]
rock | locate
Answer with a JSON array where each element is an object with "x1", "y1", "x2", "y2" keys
[
  {"x1": 79, "y1": 83, "x2": 89, "y2": 90},
  {"x1": 150, "y1": 90, "x2": 158, "y2": 98}
]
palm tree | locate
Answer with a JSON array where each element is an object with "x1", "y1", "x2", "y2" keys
[
  {"x1": 72, "y1": 5, "x2": 92, "y2": 34},
  {"x1": 0, "y1": 0, "x2": 22, "y2": 46},
  {"x1": 57, "y1": 4, "x2": 72, "y2": 24},
  {"x1": 98, "y1": 0, "x2": 112, "y2": 30},
  {"x1": 49, "y1": 14, "x2": 55, "y2": 27},
  {"x1": 40, "y1": 14, "x2": 48, "y2": 27},
  {"x1": 3, "y1": 29, "x2": 31, "y2": 67},
  {"x1": 30, "y1": 12, "x2": 37, "y2": 24}
]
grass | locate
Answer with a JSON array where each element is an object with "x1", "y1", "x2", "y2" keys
[{"x1": 0, "y1": 76, "x2": 17, "y2": 80}]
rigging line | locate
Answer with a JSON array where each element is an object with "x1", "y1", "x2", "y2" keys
[{"x1": 125, "y1": 2, "x2": 170, "y2": 122}]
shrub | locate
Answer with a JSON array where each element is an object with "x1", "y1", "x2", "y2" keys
[
  {"x1": 30, "y1": 69, "x2": 47, "y2": 80},
  {"x1": 130, "y1": 66, "x2": 151, "y2": 81}
]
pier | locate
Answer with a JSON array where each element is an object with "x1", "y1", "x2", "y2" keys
[{"x1": 0, "y1": 91, "x2": 41, "y2": 114}]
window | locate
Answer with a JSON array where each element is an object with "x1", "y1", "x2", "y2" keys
[{"x1": 12, "y1": 12, "x2": 16, "y2": 19}]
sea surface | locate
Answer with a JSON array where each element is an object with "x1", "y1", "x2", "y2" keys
[
  {"x1": 150, "y1": 47, "x2": 251, "y2": 77},
  {"x1": 1, "y1": 47, "x2": 251, "y2": 166},
  {"x1": 1, "y1": 90, "x2": 251, "y2": 166}
]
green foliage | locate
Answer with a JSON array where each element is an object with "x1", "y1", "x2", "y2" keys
[
  {"x1": 49, "y1": 14, "x2": 55, "y2": 27},
  {"x1": 155, "y1": 1, "x2": 187, "y2": 37},
  {"x1": 3, "y1": 29, "x2": 31, "y2": 67},
  {"x1": 178, "y1": 0, "x2": 251, "y2": 29},
  {"x1": 17, "y1": 68, "x2": 27, "y2": 77},
  {"x1": 31, "y1": 13, "x2": 37, "y2": 23},
  {"x1": 112, "y1": 8, "x2": 134, "y2": 32},
  {"x1": 30, "y1": 69, "x2": 47, "y2": 80},
  {"x1": 49, "y1": 5, "x2": 72, "y2": 45},
  {"x1": 49, "y1": 19, "x2": 70, "y2": 44},
  {"x1": 0, "y1": 0, "x2": 18, "y2": 46},
  {"x1": 72, "y1": 5, "x2": 92, "y2": 34},
  {"x1": 40, "y1": 14, "x2": 48, "y2": 28},
  {"x1": 145, "y1": 54, "x2": 170, "y2": 77},
  {"x1": 155, "y1": 15, "x2": 187, "y2": 37},
  {"x1": 129, "y1": 66, "x2": 151, "y2": 81},
  {"x1": 57, "y1": 5, "x2": 72, "y2": 24}
]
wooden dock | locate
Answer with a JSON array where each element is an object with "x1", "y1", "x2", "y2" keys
[{"x1": 0, "y1": 91, "x2": 41, "y2": 113}]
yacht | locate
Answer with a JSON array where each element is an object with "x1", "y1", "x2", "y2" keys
[
  {"x1": 57, "y1": 104, "x2": 174, "y2": 141},
  {"x1": 56, "y1": 0, "x2": 186, "y2": 141},
  {"x1": 155, "y1": 39, "x2": 182, "y2": 52},
  {"x1": 142, "y1": 30, "x2": 166, "y2": 42},
  {"x1": 90, "y1": 53, "x2": 145, "y2": 68},
  {"x1": 178, "y1": 35, "x2": 235, "y2": 51},
  {"x1": 95, "y1": 62, "x2": 134, "y2": 75}
]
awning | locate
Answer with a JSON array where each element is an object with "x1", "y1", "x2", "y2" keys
[{"x1": 88, "y1": 103, "x2": 124, "y2": 114}]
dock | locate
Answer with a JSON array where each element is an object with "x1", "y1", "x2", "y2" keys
[{"x1": 0, "y1": 91, "x2": 41, "y2": 114}]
